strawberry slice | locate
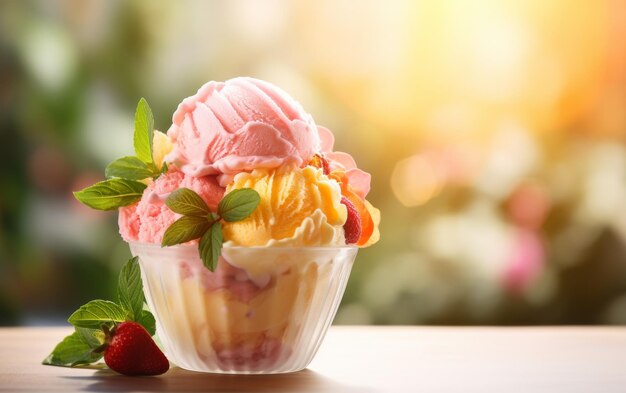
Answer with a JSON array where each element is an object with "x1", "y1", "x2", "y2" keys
[
  {"x1": 102, "y1": 322, "x2": 169, "y2": 376},
  {"x1": 341, "y1": 196, "x2": 362, "y2": 244},
  {"x1": 344, "y1": 189, "x2": 374, "y2": 246},
  {"x1": 329, "y1": 171, "x2": 374, "y2": 246},
  {"x1": 308, "y1": 154, "x2": 331, "y2": 175}
]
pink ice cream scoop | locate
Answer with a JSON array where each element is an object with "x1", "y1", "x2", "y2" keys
[
  {"x1": 119, "y1": 168, "x2": 224, "y2": 243},
  {"x1": 166, "y1": 77, "x2": 321, "y2": 186}
]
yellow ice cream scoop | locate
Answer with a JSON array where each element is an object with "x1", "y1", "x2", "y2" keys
[{"x1": 222, "y1": 165, "x2": 347, "y2": 246}]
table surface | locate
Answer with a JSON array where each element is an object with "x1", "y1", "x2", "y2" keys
[{"x1": 1, "y1": 326, "x2": 625, "y2": 392}]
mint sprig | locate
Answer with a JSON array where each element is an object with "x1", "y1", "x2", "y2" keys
[
  {"x1": 162, "y1": 215, "x2": 212, "y2": 246},
  {"x1": 199, "y1": 221, "x2": 223, "y2": 271},
  {"x1": 166, "y1": 188, "x2": 212, "y2": 216},
  {"x1": 43, "y1": 257, "x2": 156, "y2": 368},
  {"x1": 133, "y1": 97, "x2": 155, "y2": 165},
  {"x1": 42, "y1": 329, "x2": 104, "y2": 367},
  {"x1": 138, "y1": 310, "x2": 156, "y2": 336},
  {"x1": 68, "y1": 300, "x2": 127, "y2": 330},
  {"x1": 105, "y1": 156, "x2": 155, "y2": 181},
  {"x1": 74, "y1": 98, "x2": 166, "y2": 211},
  {"x1": 218, "y1": 188, "x2": 261, "y2": 222},
  {"x1": 73, "y1": 179, "x2": 147, "y2": 211},
  {"x1": 117, "y1": 256, "x2": 145, "y2": 321},
  {"x1": 161, "y1": 188, "x2": 260, "y2": 271}
]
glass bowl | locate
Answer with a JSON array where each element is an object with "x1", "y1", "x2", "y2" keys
[{"x1": 129, "y1": 242, "x2": 357, "y2": 374}]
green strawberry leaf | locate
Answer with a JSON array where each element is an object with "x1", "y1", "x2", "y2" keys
[
  {"x1": 117, "y1": 257, "x2": 144, "y2": 322},
  {"x1": 139, "y1": 310, "x2": 156, "y2": 336},
  {"x1": 73, "y1": 179, "x2": 146, "y2": 211},
  {"x1": 218, "y1": 188, "x2": 261, "y2": 222},
  {"x1": 161, "y1": 215, "x2": 212, "y2": 247},
  {"x1": 165, "y1": 188, "x2": 211, "y2": 216},
  {"x1": 199, "y1": 222, "x2": 223, "y2": 271},
  {"x1": 42, "y1": 330, "x2": 103, "y2": 367},
  {"x1": 133, "y1": 97, "x2": 154, "y2": 164},
  {"x1": 105, "y1": 156, "x2": 155, "y2": 181},
  {"x1": 68, "y1": 300, "x2": 127, "y2": 329}
]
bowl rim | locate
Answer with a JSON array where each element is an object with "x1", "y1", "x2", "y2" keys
[{"x1": 127, "y1": 241, "x2": 359, "y2": 251}]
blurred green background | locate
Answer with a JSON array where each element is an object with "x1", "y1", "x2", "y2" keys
[{"x1": 2, "y1": 0, "x2": 626, "y2": 326}]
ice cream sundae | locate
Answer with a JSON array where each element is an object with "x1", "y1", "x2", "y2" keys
[{"x1": 73, "y1": 77, "x2": 380, "y2": 373}]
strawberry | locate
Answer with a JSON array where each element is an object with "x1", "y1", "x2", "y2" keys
[
  {"x1": 330, "y1": 171, "x2": 374, "y2": 245},
  {"x1": 102, "y1": 322, "x2": 169, "y2": 376},
  {"x1": 308, "y1": 154, "x2": 331, "y2": 175},
  {"x1": 341, "y1": 196, "x2": 362, "y2": 244},
  {"x1": 320, "y1": 155, "x2": 331, "y2": 175}
]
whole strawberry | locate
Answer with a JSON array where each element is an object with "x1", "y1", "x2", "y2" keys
[
  {"x1": 103, "y1": 322, "x2": 169, "y2": 376},
  {"x1": 43, "y1": 257, "x2": 169, "y2": 375},
  {"x1": 341, "y1": 196, "x2": 362, "y2": 244}
]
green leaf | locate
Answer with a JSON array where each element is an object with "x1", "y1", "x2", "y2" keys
[
  {"x1": 75, "y1": 327, "x2": 105, "y2": 349},
  {"x1": 42, "y1": 331, "x2": 103, "y2": 367},
  {"x1": 68, "y1": 300, "x2": 127, "y2": 329},
  {"x1": 105, "y1": 156, "x2": 154, "y2": 180},
  {"x1": 161, "y1": 215, "x2": 211, "y2": 247},
  {"x1": 73, "y1": 179, "x2": 146, "y2": 211},
  {"x1": 134, "y1": 98, "x2": 154, "y2": 164},
  {"x1": 199, "y1": 222, "x2": 223, "y2": 271},
  {"x1": 218, "y1": 188, "x2": 261, "y2": 222},
  {"x1": 161, "y1": 161, "x2": 168, "y2": 174},
  {"x1": 139, "y1": 310, "x2": 156, "y2": 336},
  {"x1": 117, "y1": 257, "x2": 144, "y2": 322},
  {"x1": 165, "y1": 188, "x2": 210, "y2": 216}
]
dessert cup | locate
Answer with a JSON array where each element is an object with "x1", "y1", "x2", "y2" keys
[{"x1": 129, "y1": 242, "x2": 357, "y2": 374}]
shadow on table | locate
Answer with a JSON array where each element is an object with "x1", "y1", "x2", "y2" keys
[{"x1": 63, "y1": 367, "x2": 372, "y2": 393}]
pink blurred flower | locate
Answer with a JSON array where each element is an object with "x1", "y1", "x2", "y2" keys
[
  {"x1": 502, "y1": 229, "x2": 545, "y2": 294},
  {"x1": 506, "y1": 181, "x2": 550, "y2": 229}
]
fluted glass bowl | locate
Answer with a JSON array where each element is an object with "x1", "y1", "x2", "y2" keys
[{"x1": 129, "y1": 242, "x2": 357, "y2": 374}]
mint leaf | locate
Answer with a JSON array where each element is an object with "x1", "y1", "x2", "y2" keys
[
  {"x1": 75, "y1": 327, "x2": 105, "y2": 349},
  {"x1": 68, "y1": 300, "x2": 127, "y2": 329},
  {"x1": 117, "y1": 257, "x2": 157, "y2": 335},
  {"x1": 73, "y1": 179, "x2": 146, "y2": 211},
  {"x1": 105, "y1": 156, "x2": 154, "y2": 181},
  {"x1": 199, "y1": 222, "x2": 222, "y2": 271},
  {"x1": 117, "y1": 257, "x2": 144, "y2": 322},
  {"x1": 166, "y1": 188, "x2": 210, "y2": 216},
  {"x1": 139, "y1": 310, "x2": 156, "y2": 336},
  {"x1": 218, "y1": 188, "x2": 261, "y2": 222},
  {"x1": 162, "y1": 215, "x2": 211, "y2": 247},
  {"x1": 134, "y1": 98, "x2": 154, "y2": 164},
  {"x1": 42, "y1": 331, "x2": 103, "y2": 367}
]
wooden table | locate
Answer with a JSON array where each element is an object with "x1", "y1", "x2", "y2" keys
[{"x1": 1, "y1": 326, "x2": 625, "y2": 392}]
